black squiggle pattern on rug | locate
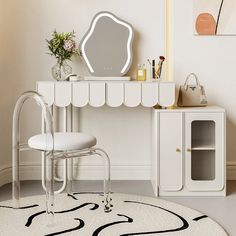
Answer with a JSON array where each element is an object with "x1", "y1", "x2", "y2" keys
[
  {"x1": 73, "y1": 192, "x2": 103, "y2": 195},
  {"x1": 69, "y1": 192, "x2": 114, "y2": 209},
  {"x1": 45, "y1": 218, "x2": 84, "y2": 236},
  {"x1": 25, "y1": 210, "x2": 45, "y2": 227},
  {"x1": 73, "y1": 192, "x2": 114, "y2": 197},
  {"x1": 67, "y1": 193, "x2": 78, "y2": 200},
  {"x1": 0, "y1": 204, "x2": 39, "y2": 209},
  {"x1": 193, "y1": 215, "x2": 208, "y2": 221},
  {"x1": 92, "y1": 214, "x2": 133, "y2": 236},
  {"x1": 120, "y1": 201, "x2": 189, "y2": 235},
  {"x1": 56, "y1": 203, "x2": 98, "y2": 214},
  {"x1": 25, "y1": 203, "x2": 99, "y2": 227}
]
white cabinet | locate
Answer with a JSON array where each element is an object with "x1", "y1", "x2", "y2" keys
[
  {"x1": 159, "y1": 112, "x2": 183, "y2": 191},
  {"x1": 152, "y1": 106, "x2": 226, "y2": 197}
]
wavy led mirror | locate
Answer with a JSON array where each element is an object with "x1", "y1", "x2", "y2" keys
[{"x1": 80, "y1": 12, "x2": 134, "y2": 78}]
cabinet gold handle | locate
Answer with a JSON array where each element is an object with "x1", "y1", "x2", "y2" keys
[
  {"x1": 176, "y1": 148, "x2": 181, "y2": 153},
  {"x1": 187, "y1": 148, "x2": 192, "y2": 152}
]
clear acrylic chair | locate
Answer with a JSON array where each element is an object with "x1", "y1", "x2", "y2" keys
[{"x1": 12, "y1": 91, "x2": 111, "y2": 223}]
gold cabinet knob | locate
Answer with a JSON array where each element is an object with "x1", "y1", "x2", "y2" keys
[
  {"x1": 176, "y1": 148, "x2": 181, "y2": 153},
  {"x1": 187, "y1": 148, "x2": 192, "y2": 152}
]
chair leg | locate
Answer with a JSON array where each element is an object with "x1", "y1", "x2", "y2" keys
[
  {"x1": 66, "y1": 159, "x2": 73, "y2": 195},
  {"x1": 12, "y1": 146, "x2": 20, "y2": 209},
  {"x1": 94, "y1": 148, "x2": 112, "y2": 213},
  {"x1": 43, "y1": 158, "x2": 68, "y2": 195},
  {"x1": 46, "y1": 155, "x2": 54, "y2": 224}
]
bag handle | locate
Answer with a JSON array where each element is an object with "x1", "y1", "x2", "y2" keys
[{"x1": 184, "y1": 73, "x2": 200, "y2": 87}]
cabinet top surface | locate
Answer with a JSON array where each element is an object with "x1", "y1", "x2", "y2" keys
[{"x1": 155, "y1": 106, "x2": 225, "y2": 112}]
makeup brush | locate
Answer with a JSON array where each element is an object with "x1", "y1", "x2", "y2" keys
[
  {"x1": 147, "y1": 59, "x2": 159, "y2": 79},
  {"x1": 156, "y1": 56, "x2": 165, "y2": 79}
]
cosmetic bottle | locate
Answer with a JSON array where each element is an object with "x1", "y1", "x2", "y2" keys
[{"x1": 136, "y1": 64, "x2": 147, "y2": 81}]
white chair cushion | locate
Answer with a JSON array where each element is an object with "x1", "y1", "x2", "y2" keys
[{"x1": 28, "y1": 132, "x2": 97, "y2": 151}]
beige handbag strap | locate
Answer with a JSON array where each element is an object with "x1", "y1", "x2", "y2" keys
[{"x1": 184, "y1": 73, "x2": 200, "y2": 88}]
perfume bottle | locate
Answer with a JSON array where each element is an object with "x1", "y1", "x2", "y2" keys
[{"x1": 136, "y1": 64, "x2": 146, "y2": 81}]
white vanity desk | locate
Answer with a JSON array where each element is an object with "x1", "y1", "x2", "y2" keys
[
  {"x1": 36, "y1": 81, "x2": 226, "y2": 197},
  {"x1": 36, "y1": 80, "x2": 175, "y2": 195},
  {"x1": 36, "y1": 80, "x2": 174, "y2": 192},
  {"x1": 36, "y1": 81, "x2": 175, "y2": 108}
]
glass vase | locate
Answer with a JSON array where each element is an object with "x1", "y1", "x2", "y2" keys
[{"x1": 51, "y1": 60, "x2": 72, "y2": 81}]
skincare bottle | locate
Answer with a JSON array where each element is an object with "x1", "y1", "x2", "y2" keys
[{"x1": 136, "y1": 64, "x2": 146, "y2": 81}]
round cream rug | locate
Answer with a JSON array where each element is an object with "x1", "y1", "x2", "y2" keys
[{"x1": 0, "y1": 193, "x2": 227, "y2": 236}]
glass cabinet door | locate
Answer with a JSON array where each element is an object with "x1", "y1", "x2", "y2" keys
[{"x1": 185, "y1": 113, "x2": 225, "y2": 192}]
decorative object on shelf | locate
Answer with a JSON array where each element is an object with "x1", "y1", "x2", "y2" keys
[
  {"x1": 80, "y1": 11, "x2": 134, "y2": 78},
  {"x1": 194, "y1": 0, "x2": 236, "y2": 35},
  {"x1": 46, "y1": 30, "x2": 79, "y2": 81},
  {"x1": 136, "y1": 64, "x2": 147, "y2": 81},
  {"x1": 51, "y1": 60, "x2": 72, "y2": 81},
  {"x1": 68, "y1": 74, "x2": 80, "y2": 82},
  {"x1": 177, "y1": 73, "x2": 207, "y2": 107}
]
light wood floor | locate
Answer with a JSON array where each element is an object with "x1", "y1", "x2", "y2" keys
[{"x1": 0, "y1": 180, "x2": 235, "y2": 235}]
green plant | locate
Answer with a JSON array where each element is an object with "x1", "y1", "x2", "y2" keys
[{"x1": 46, "y1": 30, "x2": 79, "y2": 65}]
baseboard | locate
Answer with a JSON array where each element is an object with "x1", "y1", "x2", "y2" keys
[
  {"x1": 226, "y1": 161, "x2": 236, "y2": 180},
  {"x1": 0, "y1": 166, "x2": 12, "y2": 187},
  {"x1": 0, "y1": 164, "x2": 151, "y2": 187},
  {"x1": 1, "y1": 162, "x2": 236, "y2": 188},
  {"x1": 0, "y1": 165, "x2": 42, "y2": 187}
]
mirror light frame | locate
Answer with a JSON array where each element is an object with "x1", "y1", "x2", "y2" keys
[{"x1": 80, "y1": 11, "x2": 134, "y2": 77}]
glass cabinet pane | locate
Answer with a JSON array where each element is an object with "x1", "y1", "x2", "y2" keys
[
  {"x1": 191, "y1": 150, "x2": 215, "y2": 180},
  {"x1": 185, "y1": 112, "x2": 225, "y2": 192},
  {"x1": 191, "y1": 120, "x2": 216, "y2": 181},
  {"x1": 191, "y1": 121, "x2": 215, "y2": 149}
]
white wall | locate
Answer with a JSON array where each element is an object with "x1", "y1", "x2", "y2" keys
[
  {"x1": 0, "y1": 0, "x2": 164, "y2": 183},
  {"x1": 1, "y1": 0, "x2": 236, "y2": 184}
]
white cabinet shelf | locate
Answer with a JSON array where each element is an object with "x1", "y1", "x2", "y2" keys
[
  {"x1": 191, "y1": 147, "x2": 215, "y2": 151},
  {"x1": 37, "y1": 81, "x2": 175, "y2": 108},
  {"x1": 152, "y1": 106, "x2": 226, "y2": 197},
  {"x1": 191, "y1": 140, "x2": 215, "y2": 150}
]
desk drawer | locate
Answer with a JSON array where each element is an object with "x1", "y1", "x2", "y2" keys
[{"x1": 36, "y1": 81, "x2": 175, "y2": 108}]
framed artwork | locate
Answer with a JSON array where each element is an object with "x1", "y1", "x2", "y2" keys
[{"x1": 194, "y1": 0, "x2": 236, "y2": 35}]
